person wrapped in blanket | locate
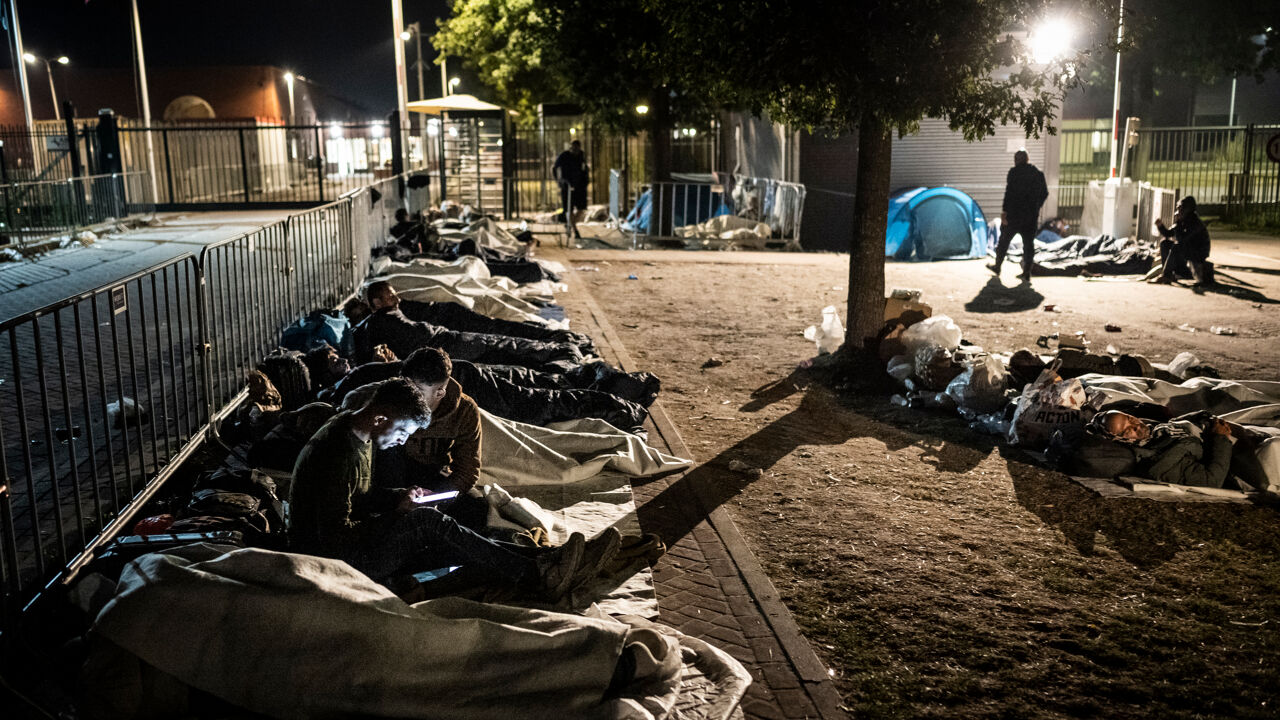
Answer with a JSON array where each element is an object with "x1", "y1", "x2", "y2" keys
[
  {"x1": 352, "y1": 281, "x2": 584, "y2": 371},
  {"x1": 287, "y1": 376, "x2": 619, "y2": 600},
  {"x1": 323, "y1": 347, "x2": 648, "y2": 432},
  {"x1": 1050, "y1": 409, "x2": 1236, "y2": 488}
]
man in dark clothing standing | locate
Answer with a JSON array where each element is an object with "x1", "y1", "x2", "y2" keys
[
  {"x1": 1153, "y1": 196, "x2": 1212, "y2": 286},
  {"x1": 990, "y1": 150, "x2": 1050, "y2": 281},
  {"x1": 553, "y1": 139, "x2": 589, "y2": 240}
]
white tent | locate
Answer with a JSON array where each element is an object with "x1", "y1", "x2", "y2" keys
[{"x1": 407, "y1": 94, "x2": 505, "y2": 114}]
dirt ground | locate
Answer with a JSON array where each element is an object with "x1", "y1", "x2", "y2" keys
[{"x1": 562, "y1": 248, "x2": 1280, "y2": 719}]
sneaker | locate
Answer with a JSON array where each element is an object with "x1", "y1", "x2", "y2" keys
[
  {"x1": 986, "y1": 263, "x2": 1001, "y2": 275},
  {"x1": 567, "y1": 527, "x2": 622, "y2": 593},
  {"x1": 534, "y1": 532, "x2": 585, "y2": 600}
]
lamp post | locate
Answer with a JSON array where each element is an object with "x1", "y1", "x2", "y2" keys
[
  {"x1": 283, "y1": 71, "x2": 296, "y2": 123},
  {"x1": 24, "y1": 53, "x2": 69, "y2": 121},
  {"x1": 449, "y1": 77, "x2": 460, "y2": 95}
]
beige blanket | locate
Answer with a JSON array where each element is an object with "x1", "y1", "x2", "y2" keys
[
  {"x1": 480, "y1": 411, "x2": 692, "y2": 487},
  {"x1": 92, "y1": 544, "x2": 689, "y2": 720}
]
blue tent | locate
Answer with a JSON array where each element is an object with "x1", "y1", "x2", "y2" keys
[{"x1": 885, "y1": 187, "x2": 989, "y2": 260}]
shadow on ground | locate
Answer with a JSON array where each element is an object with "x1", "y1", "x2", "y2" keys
[
  {"x1": 1005, "y1": 448, "x2": 1280, "y2": 566},
  {"x1": 964, "y1": 276, "x2": 1045, "y2": 313},
  {"x1": 640, "y1": 368, "x2": 1280, "y2": 570}
]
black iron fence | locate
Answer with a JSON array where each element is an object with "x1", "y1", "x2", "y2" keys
[
  {"x1": 0, "y1": 172, "x2": 430, "y2": 634},
  {"x1": 1, "y1": 172, "x2": 154, "y2": 248}
]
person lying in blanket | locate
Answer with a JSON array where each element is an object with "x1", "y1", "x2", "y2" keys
[
  {"x1": 1054, "y1": 409, "x2": 1236, "y2": 488},
  {"x1": 352, "y1": 281, "x2": 584, "y2": 371},
  {"x1": 288, "y1": 376, "x2": 619, "y2": 600}
]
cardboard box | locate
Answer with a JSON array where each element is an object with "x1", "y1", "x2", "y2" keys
[{"x1": 884, "y1": 297, "x2": 933, "y2": 325}]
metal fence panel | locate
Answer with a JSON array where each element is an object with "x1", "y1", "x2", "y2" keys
[
  {"x1": 1, "y1": 172, "x2": 153, "y2": 248},
  {"x1": 0, "y1": 255, "x2": 207, "y2": 622}
]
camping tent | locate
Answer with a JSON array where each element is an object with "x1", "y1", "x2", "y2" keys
[{"x1": 885, "y1": 187, "x2": 989, "y2": 260}]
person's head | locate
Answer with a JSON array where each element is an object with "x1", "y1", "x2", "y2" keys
[
  {"x1": 395, "y1": 208, "x2": 409, "y2": 223},
  {"x1": 365, "y1": 280, "x2": 401, "y2": 311},
  {"x1": 305, "y1": 343, "x2": 350, "y2": 384},
  {"x1": 1175, "y1": 195, "x2": 1197, "y2": 221},
  {"x1": 1013, "y1": 150, "x2": 1029, "y2": 166},
  {"x1": 570, "y1": 139, "x2": 582, "y2": 153},
  {"x1": 356, "y1": 378, "x2": 431, "y2": 449},
  {"x1": 343, "y1": 297, "x2": 373, "y2": 325},
  {"x1": 403, "y1": 347, "x2": 452, "y2": 410},
  {"x1": 1099, "y1": 410, "x2": 1152, "y2": 442}
]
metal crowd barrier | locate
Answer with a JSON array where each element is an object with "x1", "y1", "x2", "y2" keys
[
  {"x1": 0, "y1": 172, "x2": 430, "y2": 635},
  {"x1": 613, "y1": 174, "x2": 807, "y2": 250}
]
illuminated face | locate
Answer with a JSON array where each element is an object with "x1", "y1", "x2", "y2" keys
[
  {"x1": 419, "y1": 381, "x2": 449, "y2": 412},
  {"x1": 327, "y1": 351, "x2": 350, "y2": 377},
  {"x1": 1104, "y1": 412, "x2": 1150, "y2": 442},
  {"x1": 374, "y1": 418, "x2": 422, "y2": 449}
]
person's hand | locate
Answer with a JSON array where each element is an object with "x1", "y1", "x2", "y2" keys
[
  {"x1": 1210, "y1": 419, "x2": 1232, "y2": 438},
  {"x1": 1155, "y1": 218, "x2": 1166, "y2": 229},
  {"x1": 398, "y1": 486, "x2": 428, "y2": 513}
]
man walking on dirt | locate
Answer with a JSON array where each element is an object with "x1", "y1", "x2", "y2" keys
[
  {"x1": 553, "y1": 139, "x2": 589, "y2": 240},
  {"x1": 989, "y1": 149, "x2": 1049, "y2": 281}
]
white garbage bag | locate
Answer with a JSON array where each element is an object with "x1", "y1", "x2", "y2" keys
[
  {"x1": 803, "y1": 305, "x2": 845, "y2": 355},
  {"x1": 901, "y1": 315, "x2": 963, "y2": 353}
]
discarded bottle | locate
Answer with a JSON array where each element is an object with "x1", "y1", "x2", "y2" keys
[
  {"x1": 1209, "y1": 326, "x2": 1237, "y2": 336},
  {"x1": 889, "y1": 394, "x2": 909, "y2": 407}
]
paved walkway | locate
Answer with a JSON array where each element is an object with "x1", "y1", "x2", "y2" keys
[
  {"x1": 0, "y1": 211, "x2": 293, "y2": 324},
  {"x1": 548, "y1": 248, "x2": 849, "y2": 720}
]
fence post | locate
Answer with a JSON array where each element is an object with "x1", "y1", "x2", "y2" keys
[
  {"x1": 96, "y1": 109, "x2": 123, "y2": 176},
  {"x1": 161, "y1": 129, "x2": 175, "y2": 203},
  {"x1": 389, "y1": 110, "x2": 405, "y2": 177},
  {"x1": 238, "y1": 128, "x2": 251, "y2": 203},
  {"x1": 314, "y1": 125, "x2": 324, "y2": 202},
  {"x1": 63, "y1": 102, "x2": 83, "y2": 179}
]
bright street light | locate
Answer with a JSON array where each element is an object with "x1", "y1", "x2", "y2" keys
[
  {"x1": 400, "y1": 30, "x2": 411, "y2": 41},
  {"x1": 1028, "y1": 18, "x2": 1074, "y2": 64},
  {"x1": 635, "y1": 104, "x2": 650, "y2": 115},
  {"x1": 448, "y1": 76, "x2": 461, "y2": 94},
  {"x1": 23, "y1": 52, "x2": 69, "y2": 120}
]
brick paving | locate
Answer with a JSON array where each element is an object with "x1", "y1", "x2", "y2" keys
[{"x1": 550, "y1": 249, "x2": 848, "y2": 720}]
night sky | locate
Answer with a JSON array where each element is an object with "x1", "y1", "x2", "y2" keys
[{"x1": 3, "y1": 0, "x2": 462, "y2": 114}]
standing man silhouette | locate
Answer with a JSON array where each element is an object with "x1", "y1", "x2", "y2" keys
[
  {"x1": 990, "y1": 149, "x2": 1049, "y2": 282},
  {"x1": 553, "y1": 139, "x2": 589, "y2": 240}
]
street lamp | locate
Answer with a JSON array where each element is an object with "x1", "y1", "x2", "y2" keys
[
  {"x1": 24, "y1": 52, "x2": 69, "y2": 120},
  {"x1": 283, "y1": 71, "x2": 296, "y2": 124},
  {"x1": 449, "y1": 76, "x2": 460, "y2": 94}
]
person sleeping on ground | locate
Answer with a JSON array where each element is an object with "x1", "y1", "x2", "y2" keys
[
  {"x1": 287, "y1": 376, "x2": 619, "y2": 600},
  {"x1": 352, "y1": 281, "x2": 585, "y2": 370},
  {"x1": 344, "y1": 289, "x2": 594, "y2": 355},
  {"x1": 302, "y1": 343, "x2": 350, "y2": 398},
  {"x1": 1051, "y1": 409, "x2": 1237, "y2": 488},
  {"x1": 325, "y1": 348, "x2": 648, "y2": 431},
  {"x1": 324, "y1": 345, "x2": 658, "y2": 409}
]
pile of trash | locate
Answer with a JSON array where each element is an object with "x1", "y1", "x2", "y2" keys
[{"x1": 801, "y1": 291, "x2": 1280, "y2": 496}]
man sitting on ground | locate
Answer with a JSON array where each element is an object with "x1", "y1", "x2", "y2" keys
[
  {"x1": 389, "y1": 208, "x2": 425, "y2": 253},
  {"x1": 353, "y1": 281, "x2": 585, "y2": 370},
  {"x1": 288, "y1": 377, "x2": 614, "y2": 600},
  {"x1": 1153, "y1": 196, "x2": 1212, "y2": 287}
]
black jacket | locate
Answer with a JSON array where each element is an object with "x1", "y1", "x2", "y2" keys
[
  {"x1": 1002, "y1": 163, "x2": 1049, "y2": 222},
  {"x1": 1156, "y1": 213, "x2": 1211, "y2": 262}
]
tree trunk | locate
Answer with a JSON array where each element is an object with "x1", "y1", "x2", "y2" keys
[
  {"x1": 649, "y1": 88, "x2": 673, "y2": 183},
  {"x1": 843, "y1": 113, "x2": 892, "y2": 356}
]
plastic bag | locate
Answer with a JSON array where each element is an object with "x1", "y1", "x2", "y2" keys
[
  {"x1": 1007, "y1": 364, "x2": 1088, "y2": 448},
  {"x1": 901, "y1": 315, "x2": 962, "y2": 353},
  {"x1": 1167, "y1": 351, "x2": 1199, "y2": 379},
  {"x1": 803, "y1": 305, "x2": 845, "y2": 355},
  {"x1": 945, "y1": 354, "x2": 1009, "y2": 413},
  {"x1": 913, "y1": 345, "x2": 962, "y2": 390},
  {"x1": 886, "y1": 354, "x2": 913, "y2": 382}
]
